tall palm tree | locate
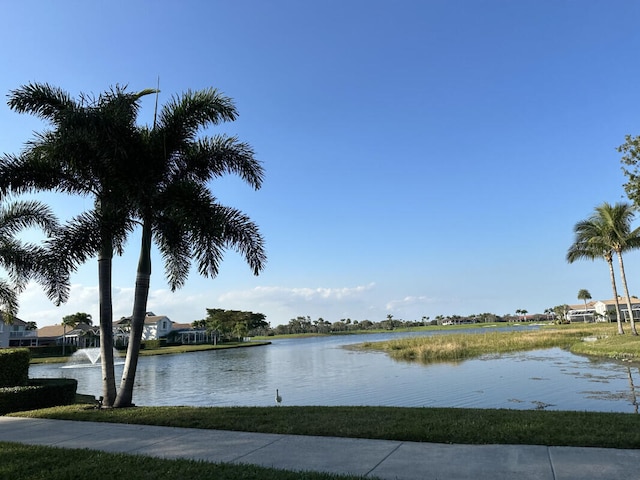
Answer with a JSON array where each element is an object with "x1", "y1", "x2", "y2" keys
[
  {"x1": 567, "y1": 202, "x2": 640, "y2": 334},
  {"x1": 0, "y1": 198, "x2": 68, "y2": 320},
  {"x1": 595, "y1": 203, "x2": 640, "y2": 335},
  {"x1": 577, "y1": 289, "x2": 592, "y2": 322},
  {"x1": 114, "y1": 89, "x2": 266, "y2": 407},
  {"x1": 61, "y1": 312, "x2": 93, "y2": 352},
  {"x1": 1, "y1": 83, "x2": 154, "y2": 405}
]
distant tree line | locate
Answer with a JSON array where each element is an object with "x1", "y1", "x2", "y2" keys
[
  {"x1": 194, "y1": 308, "x2": 269, "y2": 340},
  {"x1": 193, "y1": 309, "x2": 567, "y2": 339}
]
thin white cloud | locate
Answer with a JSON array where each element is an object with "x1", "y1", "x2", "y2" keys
[
  {"x1": 18, "y1": 282, "x2": 211, "y2": 327},
  {"x1": 385, "y1": 295, "x2": 431, "y2": 311},
  {"x1": 217, "y1": 283, "x2": 378, "y2": 323},
  {"x1": 219, "y1": 283, "x2": 376, "y2": 303},
  {"x1": 20, "y1": 281, "x2": 440, "y2": 328}
]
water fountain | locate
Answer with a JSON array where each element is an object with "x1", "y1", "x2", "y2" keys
[{"x1": 63, "y1": 348, "x2": 103, "y2": 368}]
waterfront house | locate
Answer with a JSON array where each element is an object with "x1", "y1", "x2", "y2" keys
[
  {"x1": 113, "y1": 312, "x2": 175, "y2": 345},
  {"x1": 567, "y1": 297, "x2": 640, "y2": 323},
  {"x1": 169, "y1": 322, "x2": 218, "y2": 344},
  {"x1": 0, "y1": 316, "x2": 36, "y2": 348},
  {"x1": 594, "y1": 298, "x2": 640, "y2": 323},
  {"x1": 36, "y1": 323, "x2": 99, "y2": 348},
  {"x1": 567, "y1": 301, "x2": 597, "y2": 323}
]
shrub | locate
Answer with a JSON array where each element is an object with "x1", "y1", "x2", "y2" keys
[
  {"x1": 0, "y1": 349, "x2": 30, "y2": 387},
  {"x1": 0, "y1": 378, "x2": 77, "y2": 414},
  {"x1": 142, "y1": 339, "x2": 166, "y2": 350},
  {"x1": 28, "y1": 345, "x2": 77, "y2": 358}
]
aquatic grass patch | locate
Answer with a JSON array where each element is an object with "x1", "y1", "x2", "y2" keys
[
  {"x1": 570, "y1": 333, "x2": 640, "y2": 361},
  {"x1": 0, "y1": 441, "x2": 365, "y2": 480},
  {"x1": 357, "y1": 326, "x2": 598, "y2": 363},
  {"x1": 11, "y1": 404, "x2": 640, "y2": 448}
]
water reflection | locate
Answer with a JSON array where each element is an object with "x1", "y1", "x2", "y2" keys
[{"x1": 29, "y1": 330, "x2": 640, "y2": 412}]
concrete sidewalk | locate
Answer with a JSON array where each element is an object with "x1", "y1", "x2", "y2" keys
[{"x1": 0, "y1": 416, "x2": 638, "y2": 479}]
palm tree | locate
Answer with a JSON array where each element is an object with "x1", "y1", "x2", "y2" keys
[
  {"x1": 594, "y1": 203, "x2": 640, "y2": 334},
  {"x1": 1, "y1": 83, "x2": 155, "y2": 405},
  {"x1": 567, "y1": 202, "x2": 640, "y2": 334},
  {"x1": 0, "y1": 198, "x2": 68, "y2": 320},
  {"x1": 62, "y1": 312, "x2": 94, "y2": 351},
  {"x1": 577, "y1": 289, "x2": 592, "y2": 322},
  {"x1": 3, "y1": 83, "x2": 266, "y2": 407},
  {"x1": 62, "y1": 312, "x2": 93, "y2": 328},
  {"x1": 553, "y1": 304, "x2": 570, "y2": 324},
  {"x1": 112, "y1": 89, "x2": 266, "y2": 407}
]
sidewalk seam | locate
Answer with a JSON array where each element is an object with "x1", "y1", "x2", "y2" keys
[
  {"x1": 364, "y1": 441, "x2": 403, "y2": 477},
  {"x1": 230, "y1": 434, "x2": 288, "y2": 463},
  {"x1": 547, "y1": 446, "x2": 557, "y2": 480}
]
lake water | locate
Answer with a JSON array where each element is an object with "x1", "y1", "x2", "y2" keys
[{"x1": 29, "y1": 329, "x2": 640, "y2": 413}]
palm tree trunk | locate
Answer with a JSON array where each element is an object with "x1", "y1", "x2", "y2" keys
[
  {"x1": 114, "y1": 221, "x2": 152, "y2": 408},
  {"x1": 98, "y1": 246, "x2": 117, "y2": 406},
  {"x1": 616, "y1": 251, "x2": 638, "y2": 335},
  {"x1": 607, "y1": 256, "x2": 624, "y2": 334}
]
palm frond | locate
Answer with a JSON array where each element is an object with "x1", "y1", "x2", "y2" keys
[
  {"x1": 0, "y1": 200, "x2": 59, "y2": 237},
  {"x1": 177, "y1": 135, "x2": 264, "y2": 189},
  {"x1": 157, "y1": 88, "x2": 237, "y2": 151},
  {"x1": 7, "y1": 83, "x2": 75, "y2": 123},
  {"x1": 0, "y1": 279, "x2": 19, "y2": 321}
]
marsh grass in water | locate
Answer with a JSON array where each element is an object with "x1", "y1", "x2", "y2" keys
[{"x1": 356, "y1": 324, "x2": 638, "y2": 363}]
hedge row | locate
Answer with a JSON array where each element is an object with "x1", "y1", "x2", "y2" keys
[
  {"x1": 28, "y1": 345, "x2": 78, "y2": 357},
  {"x1": 0, "y1": 348, "x2": 30, "y2": 387},
  {"x1": 0, "y1": 378, "x2": 78, "y2": 415}
]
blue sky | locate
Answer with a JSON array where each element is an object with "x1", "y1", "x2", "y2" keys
[{"x1": 2, "y1": 1, "x2": 640, "y2": 328}]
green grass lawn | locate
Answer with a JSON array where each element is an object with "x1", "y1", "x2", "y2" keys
[
  {"x1": 0, "y1": 441, "x2": 365, "y2": 480},
  {"x1": 10, "y1": 404, "x2": 640, "y2": 449}
]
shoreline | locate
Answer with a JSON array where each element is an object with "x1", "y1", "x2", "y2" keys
[{"x1": 28, "y1": 341, "x2": 271, "y2": 365}]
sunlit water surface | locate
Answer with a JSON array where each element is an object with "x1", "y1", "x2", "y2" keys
[{"x1": 29, "y1": 329, "x2": 640, "y2": 412}]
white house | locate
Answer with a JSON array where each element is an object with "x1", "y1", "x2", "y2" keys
[
  {"x1": 113, "y1": 312, "x2": 174, "y2": 344},
  {"x1": 594, "y1": 298, "x2": 640, "y2": 323},
  {"x1": 568, "y1": 297, "x2": 640, "y2": 323}
]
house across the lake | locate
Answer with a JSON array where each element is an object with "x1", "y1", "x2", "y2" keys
[
  {"x1": 567, "y1": 297, "x2": 640, "y2": 323},
  {"x1": 0, "y1": 316, "x2": 37, "y2": 348},
  {"x1": 3, "y1": 312, "x2": 212, "y2": 349},
  {"x1": 37, "y1": 323, "x2": 100, "y2": 349}
]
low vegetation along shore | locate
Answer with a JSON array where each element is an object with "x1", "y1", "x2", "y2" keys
[{"x1": 356, "y1": 323, "x2": 640, "y2": 363}]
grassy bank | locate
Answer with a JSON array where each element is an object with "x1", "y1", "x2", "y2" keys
[
  {"x1": 356, "y1": 323, "x2": 640, "y2": 363},
  {"x1": 10, "y1": 404, "x2": 640, "y2": 449}
]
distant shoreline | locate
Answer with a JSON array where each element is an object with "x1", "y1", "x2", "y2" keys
[{"x1": 29, "y1": 341, "x2": 271, "y2": 365}]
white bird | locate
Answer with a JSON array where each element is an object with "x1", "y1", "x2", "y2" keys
[{"x1": 275, "y1": 389, "x2": 282, "y2": 405}]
